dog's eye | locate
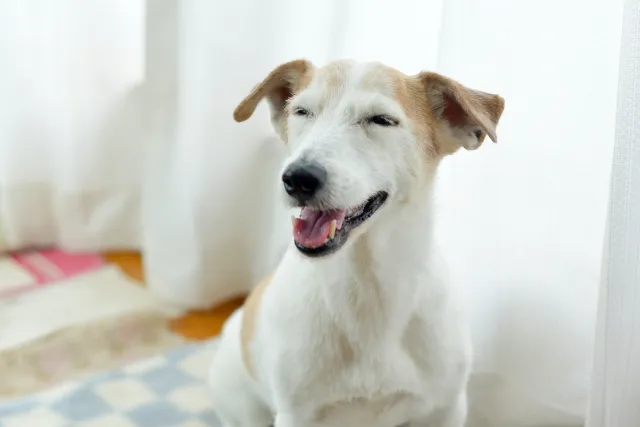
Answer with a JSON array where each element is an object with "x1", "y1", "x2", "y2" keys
[
  {"x1": 293, "y1": 107, "x2": 311, "y2": 117},
  {"x1": 367, "y1": 115, "x2": 398, "y2": 126}
]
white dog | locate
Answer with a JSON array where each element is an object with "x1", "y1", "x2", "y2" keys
[{"x1": 209, "y1": 58, "x2": 504, "y2": 427}]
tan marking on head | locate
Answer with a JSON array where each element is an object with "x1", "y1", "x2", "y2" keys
[
  {"x1": 418, "y1": 72, "x2": 504, "y2": 154},
  {"x1": 384, "y1": 66, "x2": 505, "y2": 158},
  {"x1": 365, "y1": 66, "x2": 440, "y2": 160},
  {"x1": 357, "y1": 62, "x2": 398, "y2": 92},
  {"x1": 293, "y1": 66, "x2": 314, "y2": 94},
  {"x1": 318, "y1": 61, "x2": 351, "y2": 90},
  {"x1": 233, "y1": 57, "x2": 504, "y2": 156},
  {"x1": 233, "y1": 59, "x2": 315, "y2": 141},
  {"x1": 240, "y1": 273, "x2": 274, "y2": 378},
  {"x1": 304, "y1": 60, "x2": 354, "y2": 111}
]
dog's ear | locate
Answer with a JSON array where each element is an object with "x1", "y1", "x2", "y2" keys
[
  {"x1": 233, "y1": 59, "x2": 314, "y2": 140},
  {"x1": 419, "y1": 72, "x2": 504, "y2": 154}
]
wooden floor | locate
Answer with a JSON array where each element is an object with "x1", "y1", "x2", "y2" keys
[{"x1": 103, "y1": 252, "x2": 245, "y2": 341}]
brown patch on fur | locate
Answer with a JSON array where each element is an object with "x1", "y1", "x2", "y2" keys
[
  {"x1": 388, "y1": 66, "x2": 504, "y2": 158},
  {"x1": 395, "y1": 72, "x2": 441, "y2": 159},
  {"x1": 233, "y1": 59, "x2": 311, "y2": 122},
  {"x1": 335, "y1": 332, "x2": 356, "y2": 367},
  {"x1": 310, "y1": 60, "x2": 354, "y2": 111},
  {"x1": 420, "y1": 72, "x2": 504, "y2": 154},
  {"x1": 319, "y1": 61, "x2": 350, "y2": 91},
  {"x1": 233, "y1": 59, "x2": 314, "y2": 140},
  {"x1": 240, "y1": 273, "x2": 273, "y2": 379},
  {"x1": 424, "y1": 73, "x2": 504, "y2": 137}
]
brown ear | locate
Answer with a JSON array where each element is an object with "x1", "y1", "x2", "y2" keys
[
  {"x1": 233, "y1": 59, "x2": 313, "y2": 139},
  {"x1": 420, "y1": 72, "x2": 504, "y2": 154}
]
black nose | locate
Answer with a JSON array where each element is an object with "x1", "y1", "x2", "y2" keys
[{"x1": 282, "y1": 162, "x2": 327, "y2": 202}]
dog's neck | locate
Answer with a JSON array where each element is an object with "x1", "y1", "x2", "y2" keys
[{"x1": 312, "y1": 187, "x2": 440, "y2": 341}]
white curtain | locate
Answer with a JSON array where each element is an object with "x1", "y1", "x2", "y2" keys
[
  {"x1": 587, "y1": 0, "x2": 640, "y2": 425},
  {"x1": 0, "y1": 0, "x2": 631, "y2": 425},
  {"x1": 0, "y1": 0, "x2": 145, "y2": 250}
]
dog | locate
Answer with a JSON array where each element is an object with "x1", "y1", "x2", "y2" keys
[{"x1": 208, "y1": 58, "x2": 504, "y2": 427}]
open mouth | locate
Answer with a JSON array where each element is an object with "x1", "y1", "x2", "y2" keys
[{"x1": 291, "y1": 191, "x2": 389, "y2": 257}]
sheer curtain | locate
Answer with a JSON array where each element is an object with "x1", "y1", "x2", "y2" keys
[
  {"x1": 587, "y1": 0, "x2": 640, "y2": 425},
  {"x1": 0, "y1": 0, "x2": 632, "y2": 425},
  {"x1": 0, "y1": 0, "x2": 145, "y2": 250}
]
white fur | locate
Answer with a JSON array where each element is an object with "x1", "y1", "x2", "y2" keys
[{"x1": 209, "y1": 61, "x2": 473, "y2": 427}]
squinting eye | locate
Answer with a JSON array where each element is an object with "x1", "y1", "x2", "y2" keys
[
  {"x1": 293, "y1": 107, "x2": 310, "y2": 117},
  {"x1": 366, "y1": 115, "x2": 399, "y2": 126}
]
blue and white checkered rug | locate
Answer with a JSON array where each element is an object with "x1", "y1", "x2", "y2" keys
[{"x1": 0, "y1": 340, "x2": 220, "y2": 427}]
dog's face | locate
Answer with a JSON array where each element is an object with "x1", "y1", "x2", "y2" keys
[{"x1": 234, "y1": 59, "x2": 504, "y2": 258}]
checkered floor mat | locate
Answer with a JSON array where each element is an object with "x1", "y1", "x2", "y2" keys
[{"x1": 0, "y1": 341, "x2": 219, "y2": 427}]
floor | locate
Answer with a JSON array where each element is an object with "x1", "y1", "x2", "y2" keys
[{"x1": 103, "y1": 251, "x2": 245, "y2": 340}]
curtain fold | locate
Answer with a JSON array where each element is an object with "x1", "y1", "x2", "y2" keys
[
  {"x1": 0, "y1": 0, "x2": 145, "y2": 251},
  {"x1": 586, "y1": 0, "x2": 640, "y2": 425}
]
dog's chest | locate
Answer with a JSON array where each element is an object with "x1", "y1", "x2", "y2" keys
[
  {"x1": 253, "y1": 248, "x2": 470, "y2": 415},
  {"x1": 257, "y1": 288, "x2": 465, "y2": 408}
]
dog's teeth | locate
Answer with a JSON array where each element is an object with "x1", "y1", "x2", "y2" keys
[
  {"x1": 328, "y1": 219, "x2": 336, "y2": 239},
  {"x1": 291, "y1": 215, "x2": 296, "y2": 226}
]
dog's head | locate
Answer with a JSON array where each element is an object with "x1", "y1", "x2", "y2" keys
[{"x1": 234, "y1": 59, "x2": 504, "y2": 258}]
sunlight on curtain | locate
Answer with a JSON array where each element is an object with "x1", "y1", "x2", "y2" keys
[{"x1": 0, "y1": 0, "x2": 144, "y2": 250}]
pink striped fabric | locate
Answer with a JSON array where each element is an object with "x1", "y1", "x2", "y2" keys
[{"x1": 0, "y1": 249, "x2": 104, "y2": 299}]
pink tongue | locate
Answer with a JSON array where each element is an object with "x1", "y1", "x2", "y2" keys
[{"x1": 293, "y1": 208, "x2": 346, "y2": 248}]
